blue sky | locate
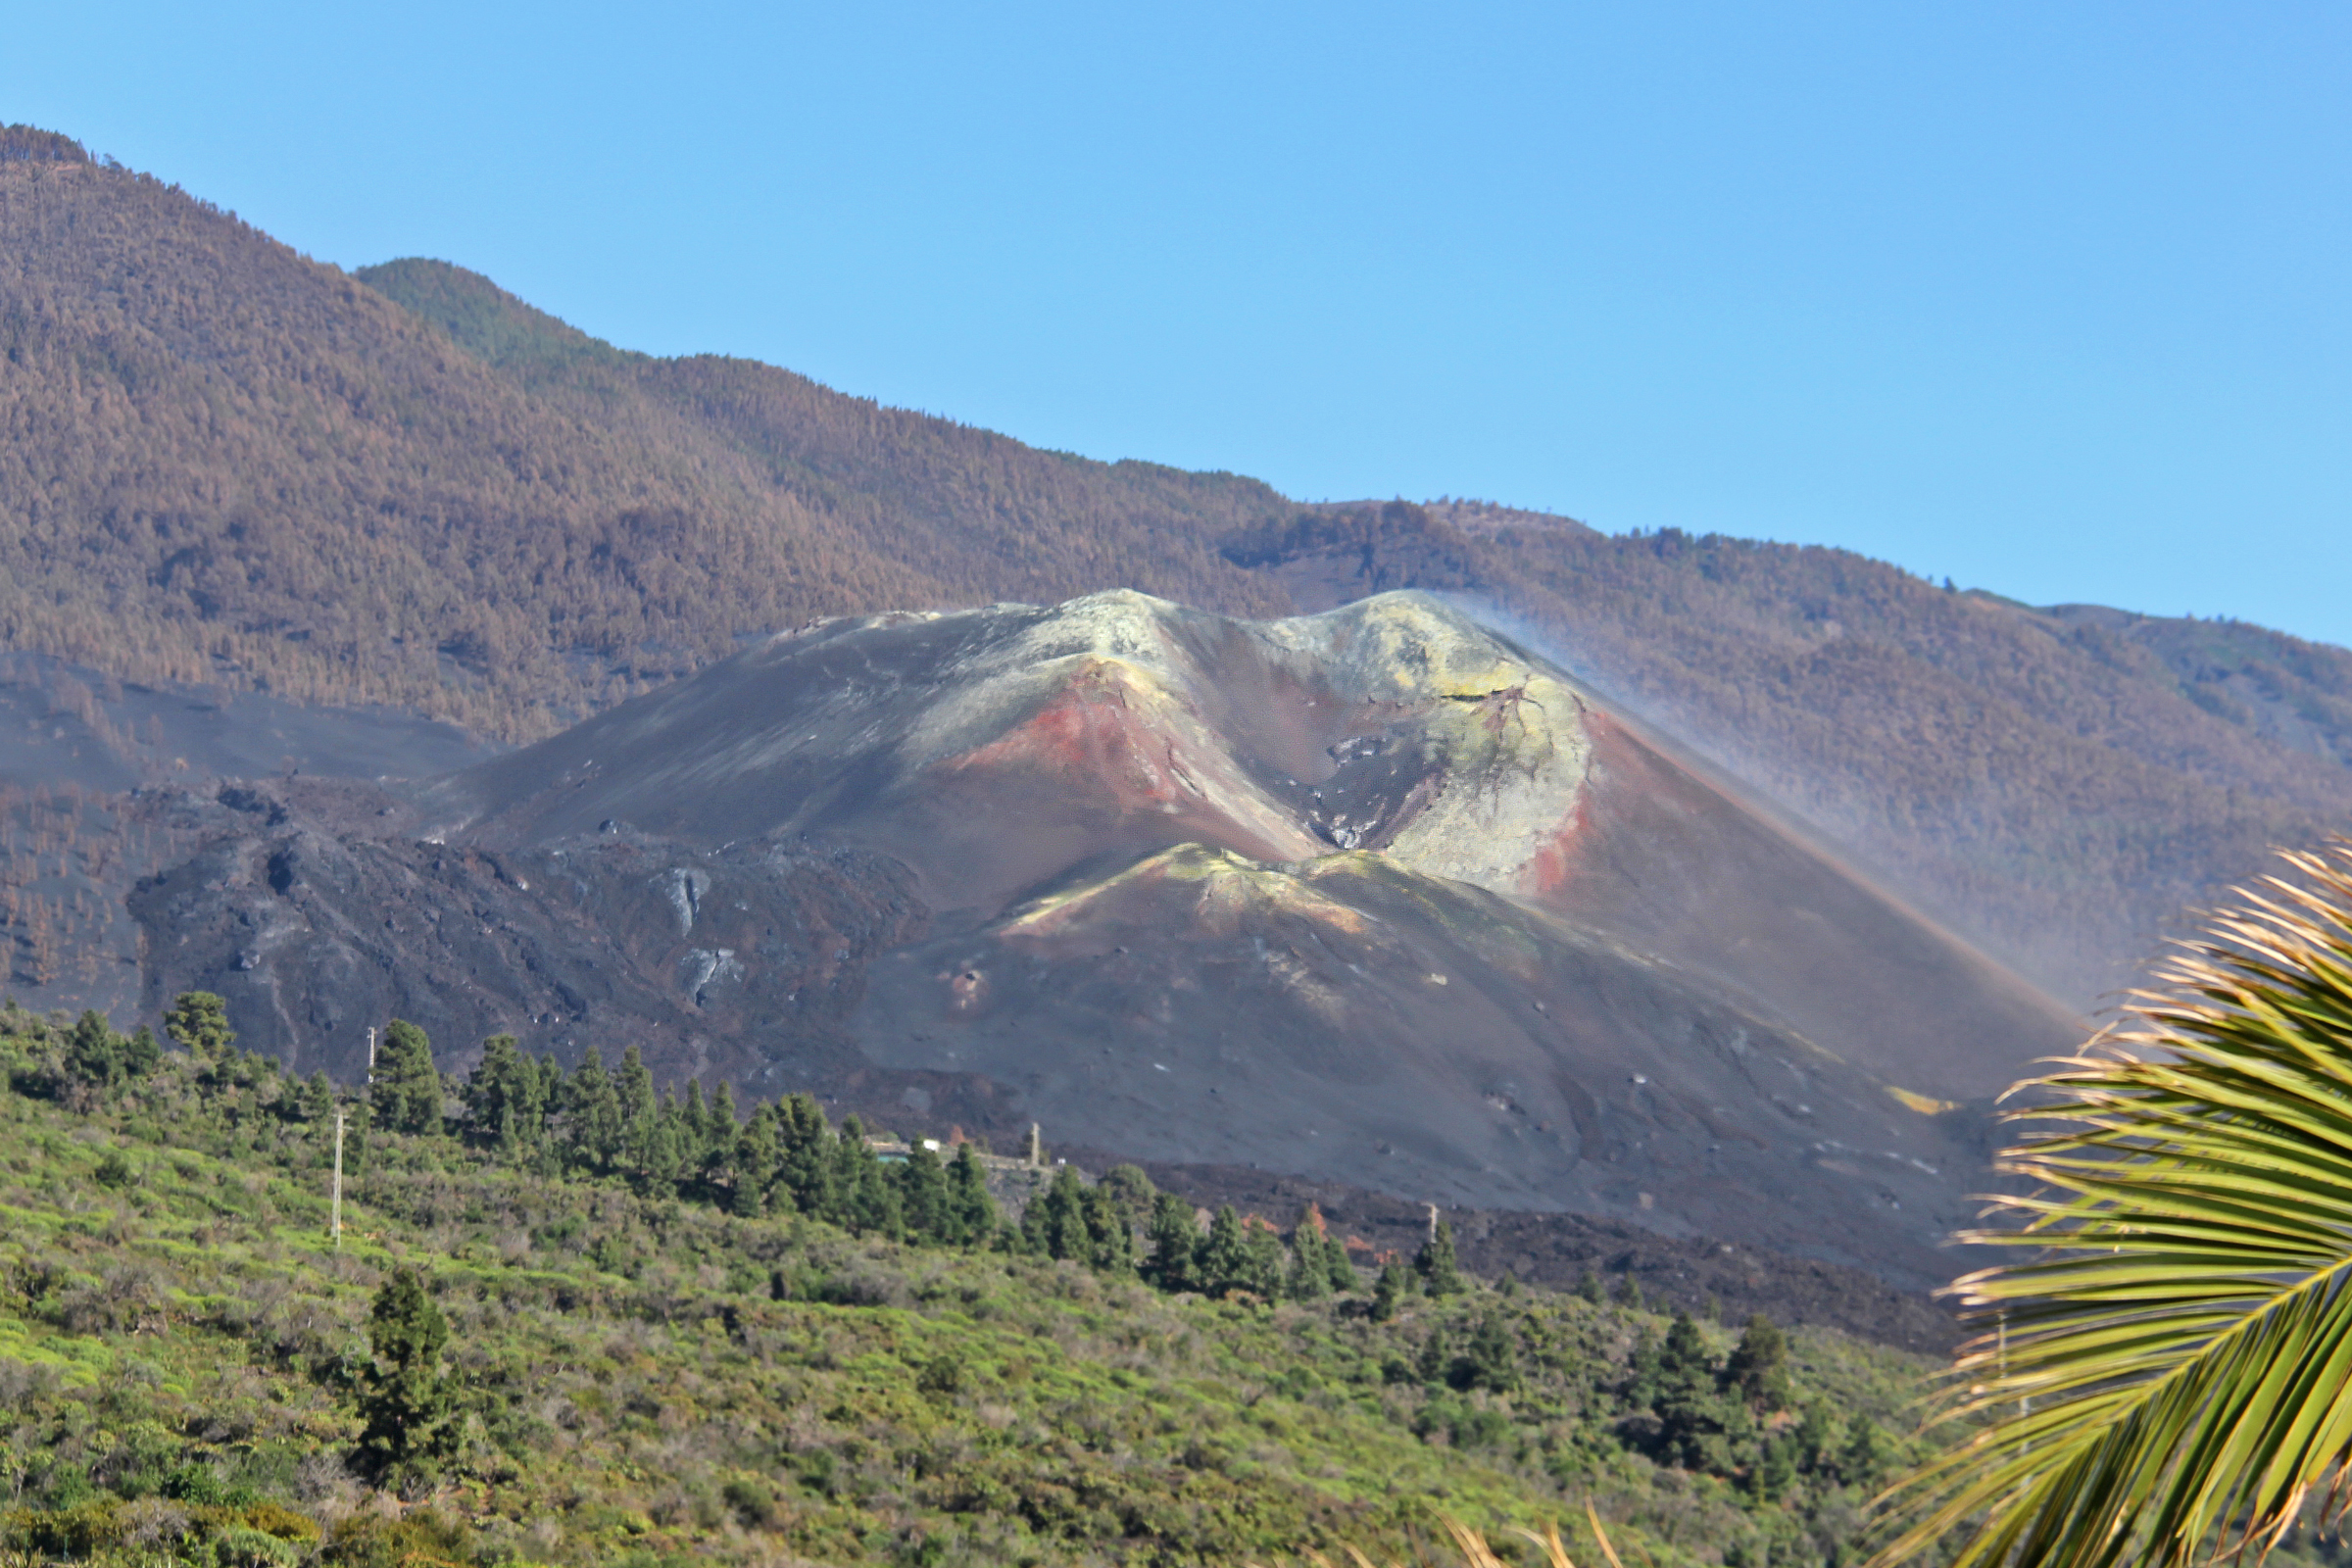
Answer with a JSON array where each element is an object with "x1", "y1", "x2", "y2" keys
[{"x1": 11, "y1": 3, "x2": 2350, "y2": 642}]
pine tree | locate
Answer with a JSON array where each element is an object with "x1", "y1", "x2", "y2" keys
[
  {"x1": 701, "y1": 1081, "x2": 740, "y2": 1184},
  {"x1": 616, "y1": 1043, "x2": 657, "y2": 1170},
  {"x1": 1459, "y1": 1313, "x2": 1520, "y2": 1392},
  {"x1": 1327, "y1": 1244, "x2": 1359, "y2": 1294},
  {"x1": 1417, "y1": 1321, "x2": 1452, "y2": 1385},
  {"x1": 1145, "y1": 1193, "x2": 1201, "y2": 1291},
  {"x1": 1240, "y1": 1214, "x2": 1286, "y2": 1298},
  {"x1": 1723, "y1": 1313, "x2": 1790, "y2": 1410},
  {"x1": 1414, "y1": 1217, "x2": 1463, "y2": 1298},
  {"x1": 1096, "y1": 1163, "x2": 1157, "y2": 1227},
  {"x1": 1284, "y1": 1209, "x2": 1333, "y2": 1302},
  {"x1": 834, "y1": 1118, "x2": 903, "y2": 1238},
  {"x1": 463, "y1": 1033, "x2": 528, "y2": 1148},
  {"x1": 1083, "y1": 1182, "x2": 1135, "y2": 1274},
  {"x1": 644, "y1": 1097, "x2": 684, "y2": 1186},
  {"x1": 1659, "y1": 1312, "x2": 1714, "y2": 1392},
  {"x1": 1651, "y1": 1311, "x2": 1726, "y2": 1469},
  {"x1": 945, "y1": 1145, "x2": 996, "y2": 1245},
  {"x1": 1024, "y1": 1165, "x2": 1092, "y2": 1261},
  {"x1": 1792, "y1": 1401, "x2": 1841, "y2": 1475},
  {"x1": 163, "y1": 991, "x2": 233, "y2": 1061},
  {"x1": 899, "y1": 1143, "x2": 950, "y2": 1241},
  {"x1": 300, "y1": 1069, "x2": 336, "y2": 1123},
  {"x1": 1371, "y1": 1260, "x2": 1409, "y2": 1322},
  {"x1": 1625, "y1": 1326, "x2": 1664, "y2": 1408},
  {"x1": 122, "y1": 1025, "x2": 160, "y2": 1077},
  {"x1": 532, "y1": 1054, "x2": 564, "y2": 1135},
  {"x1": 1838, "y1": 1415, "x2": 1889, "y2": 1490},
  {"x1": 1195, "y1": 1205, "x2": 1252, "y2": 1298},
  {"x1": 63, "y1": 1008, "x2": 126, "y2": 1087},
  {"x1": 371, "y1": 1019, "x2": 442, "y2": 1136},
  {"x1": 356, "y1": 1268, "x2": 459, "y2": 1492},
  {"x1": 1754, "y1": 1432, "x2": 1798, "y2": 1499},
  {"x1": 1287, "y1": 1202, "x2": 1352, "y2": 1299},
  {"x1": 731, "y1": 1105, "x2": 780, "y2": 1216},
  {"x1": 563, "y1": 1047, "x2": 621, "y2": 1171},
  {"x1": 775, "y1": 1094, "x2": 837, "y2": 1217},
  {"x1": 518, "y1": 1054, "x2": 553, "y2": 1143}
]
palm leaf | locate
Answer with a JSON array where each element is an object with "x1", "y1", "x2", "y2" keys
[
  {"x1": 1252, "y1": 1504, "x2": 1622, "y2": 1568},
  {"x1": 1870, "y1": 843, "x2": 2352, "y2": 1568}
]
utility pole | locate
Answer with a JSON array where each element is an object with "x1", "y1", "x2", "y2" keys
[{"x1": 332, "y1": 1108, "x2": 346, "y2": 1250}]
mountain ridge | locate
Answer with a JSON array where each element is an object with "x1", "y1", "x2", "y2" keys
[
  {"x1": 7, "y1": 129, "x2": 2352, "y2": 1012},
  {"x1": 0, "y1": 156, "x2": 1290, "y2": 742}
]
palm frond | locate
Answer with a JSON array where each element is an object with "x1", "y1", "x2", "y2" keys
[
  {"x1": 1254, "y1": 1504, "x2": 1619, "y2": 1568},
  {"x1": 1871, "y1": 843, "x2": 2352, "y2": 1568}
]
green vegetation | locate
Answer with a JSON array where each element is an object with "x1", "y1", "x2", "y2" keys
[
  {"x1": 0, "y1": 997, "x2": 1938, "y2": 1568},
  {"x1": 1875, "y1": 845, "x2": 2352, "y2": 1568},
  {"x1": 354, "y1": 1270, "x2": 459, "y2": 1492}
]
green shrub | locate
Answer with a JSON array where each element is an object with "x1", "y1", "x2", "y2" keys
[
  {"x1": 322, "y1": 1509, "x2": 473, "y2": 1568},
  {"x1": 719, "y1": 1478, "x2": 777, "y2": 1530},
  {"x1": 7, "y1": 1498, "x2": 126, "y2": 1557}
]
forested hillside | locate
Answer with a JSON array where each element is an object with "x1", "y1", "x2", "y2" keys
[
  {"x1": 0, "y1": 998, "x2": 1935, "y2": 1568},
  {"x1": 0, "y1": 142, "x2": 1286, "y2": 741}
]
